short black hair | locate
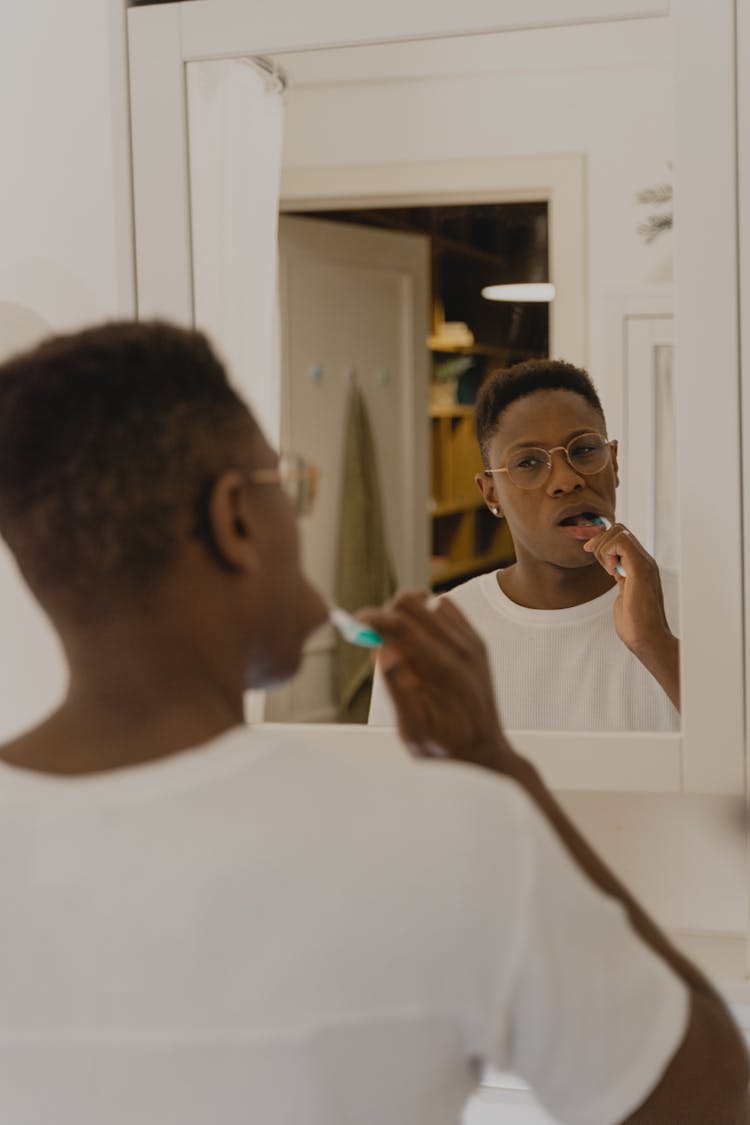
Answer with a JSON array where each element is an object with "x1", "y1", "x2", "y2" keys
[
  {"x1": 474, "y1": 358, "x2": 606, "y2": 462},
  {"x1": 0, "y1": 320, "x2": 260, "y2": 621}
]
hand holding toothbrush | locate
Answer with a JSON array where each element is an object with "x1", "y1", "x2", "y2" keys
[
  {"x1": 583, "y1": 518, "x2": 681, "y2": 711},
  {"x1": 357, "y1": 590, "x2": 513, "y2": 768}
]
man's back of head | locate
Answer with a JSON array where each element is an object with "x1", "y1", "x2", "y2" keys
[
  {"x1": 0, "y1": 321, "x2": 260, "y2": 626},
  {"x1": 0, "y1": 320, "x2": 327, "y2": 776}
]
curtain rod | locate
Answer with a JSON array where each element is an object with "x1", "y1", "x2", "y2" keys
[{"x1": 244, "y1": 55, "x2": 287, "y2": 94}]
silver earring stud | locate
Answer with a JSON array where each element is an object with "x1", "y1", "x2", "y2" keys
[{"x1": 491, "y1": 506, "x2": 500, "y2": 516}]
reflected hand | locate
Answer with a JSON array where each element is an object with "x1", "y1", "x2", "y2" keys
[
  {"x1": 358, "y1": 590, "x2": 514, "y2": 769},
  {"x1": 582, "y1": 522, "x2": 671, "y2": 652},
  {"x1": 583, "y1": 523, "x2": 680, "y2": 710}
]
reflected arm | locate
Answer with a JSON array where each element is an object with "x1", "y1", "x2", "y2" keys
[
  {"x1": 630, "y1": 630, "x2": 680, "y2": 712},
  {"x1": 583, "y1": 524, "x2": 681, "y2": 712}
]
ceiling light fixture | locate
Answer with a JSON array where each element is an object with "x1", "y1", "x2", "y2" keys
[{"x1": 481, "y1": 283, "x2": 556, "y2": 303}]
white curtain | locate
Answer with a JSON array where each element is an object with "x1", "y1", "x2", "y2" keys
[
  {"x1": 186, "y1": 58, "x2": 285, "y2": 445},
  {"x1": 186, "y1": 59, "x2": 285, "y2": 722}
]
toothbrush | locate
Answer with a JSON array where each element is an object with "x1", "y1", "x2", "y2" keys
[
  {"x1": 330, "y1": 606, "x2": 383, "y2": 648},
  {"x1": 591, "y1": 517, "x2": 627, "y2": 578}
]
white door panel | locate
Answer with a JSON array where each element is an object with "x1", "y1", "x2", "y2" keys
[
  {"x1": 286, "y1": 256, "x2": 421, "y2": 594},
  {"x1": 268, "y1": 215, "x2": 429, "y2": 722}
]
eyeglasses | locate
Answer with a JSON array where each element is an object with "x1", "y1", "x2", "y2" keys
[
  {"x1": 246, "y1": 453, "x2": 319, "y2": 517},
  {"x1": 485, "y1": 432, "x2": 615, "y2": 490}
]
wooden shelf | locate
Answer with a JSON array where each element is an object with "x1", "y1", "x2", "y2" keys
[
  {"x1": 430, "y1": 402, "x2": 515, "y2": 588},
  {"x1": 429, "y1": 342, "x2": 510, "y2": 359},
  {"x1": 425, "y1": 221, "x2": 542, "y2": 591},
  {"x1": 430, "y1": 551, "x2": 510, "y2": 586}
]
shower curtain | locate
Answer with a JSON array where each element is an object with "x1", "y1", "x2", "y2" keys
[
  {"x1": 186, "y1": 56, "x2": 285, "y2": 446},
  {"x1": 185, "y1": 57, "x2": 286, "y2": 721}
]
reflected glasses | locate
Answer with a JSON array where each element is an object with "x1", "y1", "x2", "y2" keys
[
  {"x1": 485, "y1": 432, "x2": 615, "y2": 490},
  {"x1": 246, "y1": 453, "x2": 319, "y2": 516}
]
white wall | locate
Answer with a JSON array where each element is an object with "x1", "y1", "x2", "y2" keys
[
  {"x1": 0, "y1": 0, "x2": 134, "y2": 739},
  {"x1": 278, "y1": 18, "x2": 675, "y2": 420},
  {"x1": 560, "y1": 791, "x2": 747, "y2": 934}
]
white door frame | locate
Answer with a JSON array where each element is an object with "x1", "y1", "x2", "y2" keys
[
  {"x1": 280, "y1": 154, "x2": 587, "y2": 369},
  {"x1": 127, "y1": 0, "x2": 745, "y2": 798}
]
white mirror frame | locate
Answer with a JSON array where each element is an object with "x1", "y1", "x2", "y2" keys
[
  {"x1": 127, "y1": 0, "x2": 746, "y2": 796},
  {"x1": 742, "y1": 0, "x2": 750, "y2": 787}
]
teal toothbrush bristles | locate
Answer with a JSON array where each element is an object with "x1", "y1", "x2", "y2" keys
[
  {"x1": 330, "y1": 606, "x2": 383, "y2": 648},
  {"x1": 591, "y1": 517, "x2": 627, "y2": 577}
]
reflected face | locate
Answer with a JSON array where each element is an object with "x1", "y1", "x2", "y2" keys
[
  {"x1": 477, "y1": 389, "x2": 619, "y2": 569},
  {"x1": 242, "y1": 436, "x2": 329, "y2": 687}
]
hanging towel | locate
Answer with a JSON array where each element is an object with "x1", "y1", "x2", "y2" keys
[{"x1": 334, "y1": 382, "x2": 397, "y2": 722}]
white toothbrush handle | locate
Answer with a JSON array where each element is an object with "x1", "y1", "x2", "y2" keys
[{"x1": 330, "y1": 606, "x2": 382, "y2": 648}]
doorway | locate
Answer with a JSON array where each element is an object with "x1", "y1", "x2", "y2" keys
[{"x1": 268, "y1": 200, "x2": 551, "y2": 723}]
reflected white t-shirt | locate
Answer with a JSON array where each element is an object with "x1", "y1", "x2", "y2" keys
[
  {"x1": 369, "y1": 570, "x2": 680, "y2": 731},
  {"x1": 0, "y1": 726, "x2": 687, "y2": 1124}
]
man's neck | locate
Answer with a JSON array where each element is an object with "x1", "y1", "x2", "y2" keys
[
  {"x1": 0, "y1": 700, "x2": 242, "y2": 776},
  {"x1": 498, "y1": 557, "x2": 616, "y2": 610},
  {"x1": 0, "y1": 611, "x2": 246, "y2": 776}
]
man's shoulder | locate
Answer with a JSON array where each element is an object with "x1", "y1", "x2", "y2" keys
[
  {"x1": 251, "y1": 723, "x2": 530, "y2": 829},
  {"x1": 439, "y1": 569, "x2": 499, "y2": 611}
]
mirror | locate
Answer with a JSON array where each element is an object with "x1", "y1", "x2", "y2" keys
[
  {"x1": 129, "y1": 0, "x2": 746, "y2": 794},
  {"x1": 263, "y1": 18, "x2": 680, "y2": 732}
]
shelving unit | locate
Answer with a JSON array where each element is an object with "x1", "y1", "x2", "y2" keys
[
  {"x1": 426, "y1": 208, "x2": 550, "y2": 588},
  {"x1": 429, "y1": 405, "x2": 514, "y2": 588}
]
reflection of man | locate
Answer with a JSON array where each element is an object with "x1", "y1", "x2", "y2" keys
[
  {"x1": 370, "y1": 360, "x2": 679, "y2": 731},
  {"x1": 0, "y1": 323, "x2": 744, "y2": 1124}
]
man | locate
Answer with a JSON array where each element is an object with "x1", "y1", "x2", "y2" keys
[
  {"x1": 370, "y1": 359, "x2": 679, "y2": 731},
  {"x1": 0, "y1": 322, "x2": 745, "y2": 1124}
]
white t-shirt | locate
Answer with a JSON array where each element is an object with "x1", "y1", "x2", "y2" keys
[
  {"x1": 0, "y1": 726, "x2": 687, "y2": 1124},
  {"x1": 369, "y1": 570, "x2": 680, "y2": 731}
]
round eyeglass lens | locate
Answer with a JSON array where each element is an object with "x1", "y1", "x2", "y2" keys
[
  {"x1": 296, "y1": 461, "x2": 317, "y2": 516},
  {"x1": 279, "y1": 455, "x2": 318, "y2": 516},
  {"x1": 567, "y1": 433, "x2": 610, "y2": 474},
  {"x1": 506, "y1": 449, "x2": 552, "y2": 488},
  {"x1": 505, "y1": 433, "x2": 610, "y2": 488}
]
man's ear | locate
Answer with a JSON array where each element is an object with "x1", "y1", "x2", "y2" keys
[
  {"x1": 475, "y1": 470, "x2": 503, "y2": 517},
  {"x1": 611, "y1": 439, "x2": 620, "y2": 488},
  {"x1": 206, "y1": 470, "x2": 260, "y2": 573}
]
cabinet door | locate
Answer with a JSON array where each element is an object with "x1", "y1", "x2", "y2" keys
[{"x1": 623, "y1": 313, "x2": 676, "y2": 571}]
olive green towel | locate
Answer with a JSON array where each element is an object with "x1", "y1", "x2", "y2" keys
[{"x1": 334, "y1": 383, "x2": 396, "y2": 722}]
